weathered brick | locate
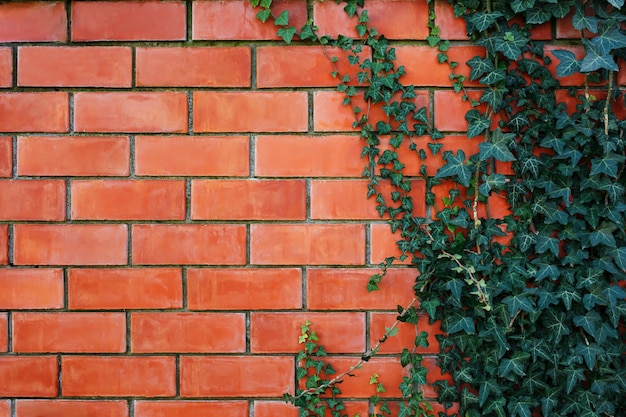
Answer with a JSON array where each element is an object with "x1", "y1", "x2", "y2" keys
[
  {"x1": 250, "y1": 224, "x2": 365, "y2": 265},
  {"x1": 62, "y1": 356, "x2": 176, "y2": 397},
  {"x1": 134, "y1": 136, "x2": 249, "y2": 177},
  {"x1": 191, "y1": 179, "x2": 306, "y2": 220},
  {"x1": 68, "y1": 268, "x2": 182, "y2": 310},
  {"x1": 0, "y1": 2, "x2": 66, "y2": 42},
  {"x1": 18, "y1": 47, "x2": 132, "y2": 87},
  {"x1": 12, "y1": 312, "x2": 126, "y2": 353},
  {"x1": 74, "y1": 92, "x2": 188, "y2": 133},
  {"x1": 136, "y1": 47, "x2": 251, "y2": 87},
  {"x1": 72, "y1": 1, "x2": 185, "y2": 41},
  {"x1": 17, "y1": 136, "x2": 130, "y2": 177},
  {"x1": 193, "y1": 92, "x2": 307, "y2": 133},
  {"x1": 0, "y1": 93, "x2": 68, "y2": 132},
  {"x1": 187, "y1": 268, "x2": 302, "y2": 310},
  {"x1": 71, "y1": 180, "x2": 186, "y2": 220}
]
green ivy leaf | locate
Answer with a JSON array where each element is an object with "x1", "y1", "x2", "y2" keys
[
  {"x1": 590, "y1": 152, "x2": 625, "y2": 178},
  {"x1": 535, "y1": 234, "x2": 560, "y2": 256},
  {"x1": 479, "y1": 141, "x2": 516, "y2": 162},
  {"x1": 591, "y1": 20, "x2": 626, "y2": 54},
  {"x1": 446, "y1": 314, "x2": 475, "y2": 334},
  {"x1": 575, "y1": 342, "x2": 605, "y2": 369},
  {"x1": 467, "y1": 56, "x2": 495, "y2": 81},
  {"x1": 466, "y1": 110, "x2": 490, "y2": 138},
  {"x1": 421, "y1": 298, "x2": 441, "y2": 320},
  {"x1": 566, "y1": 367, "x2": 586, "y2": 393},
  {"x1": 511, "y1": 0, "x2": 535, "y2": 13},
  {"x1": 274, "y1": 10, "x2": 289, "y2": 26},
  {"x1": 589, "y1": 224, "x2": 617, "y2": 248},
  {"x1": 435, "y1": 150, "x2": 472, "y2": 187},
  {"x1": 480, "y1": 69, "x2": 506, "y2": 85},
  {"x1": 608, "y1": 0, "x2": 625, "y2": 7},
  {"x1": 552, "y1": 49, "x2": 581, "y2": 78},
  {"x1": 503, "y1": 293, "x2": 536, "y2": 316},
  {"x1": 256, "y1": 8, "x2": 271, "y2": 23},
  {"x1": 573, "y1": 311, "x2": 601, "y2": 336},
  {"x1": 508, "y1": 399, "x2": 532, "y2": 417},
  {"x1": 580, "y1": 38, "x2": 619, "y2": 72},
  {"x1": 498, "y1": 351, "x2": 530, "y2": 377},
  {"x1": 277, "y1": 26, "x2": 297, "y2": 43},
  {"x1": 525, "y1": 6, "x2": 552, "y2": 24},
  {"x1": 466, "y1": 12, "x2": 503, "y2": 32},
  {"x1": 484, "y1": 398, "x2": 506, "y2": 417},
  {"x1": 572, "y1": 7, "x2": 600, "y2": 32}
]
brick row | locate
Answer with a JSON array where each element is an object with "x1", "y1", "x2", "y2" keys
[{"x1": 4, "y1": 224, "x2": 403, "y2": 266}]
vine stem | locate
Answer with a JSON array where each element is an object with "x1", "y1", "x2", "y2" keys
[
  {"x1": 293, "y1": 296, "x2": 419, "y2": 399},
  {"x1": 604, "y1": 70, "x2": 614, "y2": 136}
]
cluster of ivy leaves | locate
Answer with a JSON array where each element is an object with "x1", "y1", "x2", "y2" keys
[{"x1": 250, "y1": 0, "x2": 626, "y2": 416}]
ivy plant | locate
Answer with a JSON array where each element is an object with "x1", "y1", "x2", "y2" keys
[{"x1": 249, "y1": 1, "x2": 626, "y2": 416}]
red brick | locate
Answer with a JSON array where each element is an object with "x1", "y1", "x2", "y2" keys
[
  {"x1": 436, "y1": 0, "x2": 468, "y2": 40},
  {"x1": 370, "y1": 313, "x2": 441, "y2": 354},
  {"x1": 194, "y1": 91, "x2": 307, "y2": 133},
  {"x1": 0, "y1": 269, "x2": 64, "y2": 310},
  {"x1": 12, "y1": 312, "x2": 125, "y2": 353},
  {"x1": 16, "y1": 400, "x2": 128, "y2": 417},
  {"x1": 71, "y1": 1, "x2": 185, "y2": 41},
  {"x1": 19, "y1": 47, "x2": 131, "y2": 87},
  {"x1": 0, "y1": 92, "x2": 68, "y2": 132},
  {"x1": 544, "y1": 45, "x2": 586, "y2": 87},
  {"x1": 0, "y1": 2, "x2": 66, "y2": 42},
  {"x1": 433, "y1": 90, "x2": 482, "y2": 132},
  {"x1": 257, "y1": 46, "x2": 368, "y2": 88},
  {"x1": 0, "y1": 314, "x2": 6, "y2": 352},
  {"x1": 180, "y1": 356, "x2": 293, "y2": 397},
  {"x1": 396, "y1": 46, "x2": 484, "y2": 87},
  {"x1": 370, "y1": 223, "x2": 411, "y2": 265},
  {"x1": 254, "y1": 402, "x2": 299, "y2": 417},
  {"x1": 135, "y1": 401, "x2": 247, "y2": 417},
  {"x1": 310, "y1": 179, "x2": 426, "y2": 220},
  {"x1": 250, "y1": 312, "x2": 365, "y2": 353},
  {"x1": 74, "y1": 92, "x2": 188, "y2": 133},
  {"x1": 68, "y1": 268, "x2": 182, "y2": 310},
  {"x1": 137, "y1": 47, "x2": 251, "y2": 87},
  {"x1": 250, "y1": 224, "x2": 365, "y2": 265},
  {"x1": 135, "y1": 136, "x2": 249, "y2": 177},
  {"x1": 14, "y1": 224, "x2": 128, "y2": 266},
  {"x1": 192, "y1": 0, "x2": 307, "y2": 40},
  {"x1": 132, "y1": 224, "x2": 246, "y2": 265},
  {"x1": 131, "y1": 313, "x2": 245, "y2": 353},
  {"x1": 255, "y1": 135, "x2": 364, "y2": 177},
  {"x1": 62, "y1": 356, "x2": 176, "y2": 397},
  {"x1": 0, "y1": 136, "x2": 11, "y2": 177},
  {"x1": 187, "y1": 268, "x2": 302, "y2": 310},
  {"x1": 0, "y1": 180, "x2": 65, "y2": 221},
  {"x1": 191, "y1": 179, "x2": 306, "y2": 220},
  {"x1": 313, "y1": 90, "x2": 429, "y2": 132},
  {"x1": 0, "y1": 225, "x2": 7, "y2": 265},
  {"x1": 0, "y1": 401, "x2": 7, "y2": 417},
  {"x1": 307, "y1": 268, "x2": 415, "y2": 310},
  {"x1": 0, "y1": 356, "x2": 58, "y2": 397},
  {"x1": 17, "y1": 136, "x2": 129, "y2": 176},
  {"x1": 308, "y1": 357, "x2": 404, "y2": 398},
  {"x1": 72, "y1": 180, "x2": 185, "y2": 221},
  {"x1": 0, "y1": 48, "x2": 12, "y2": 87},
  {"x1": 314, "y1": 0, "x2": 428, "y2": 40}
]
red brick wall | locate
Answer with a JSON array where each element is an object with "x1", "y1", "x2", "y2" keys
[{"x1": 0, "y1": 1, "x2": 563, "y2": 416}]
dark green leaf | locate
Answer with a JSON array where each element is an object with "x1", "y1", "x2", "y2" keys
[
  {"x1": 435, "y1": 150, "x2": 472, "y2": 187},
  {"x1": 466, "y1": 110, "x2": 490, "y2": 138},
  {"x1": 498, "y1": 352, "x2": 530, "y2": 377},
  {"x1": 575, "y1": 342, "x2": 605, "y2": 369},
  {"x1": 274, "y1": 10, "x2": 289, "y2": 26},
  {"x1": 277, "y1": 26, "x2": 297, "y2": 43},
  {"x1": 580, "y1": 38, "x2": 619, "y2": 72},
  {"x1": 503, "y1": 293, "x2": 536, "y2": 316},
  {"x1": 552, "y1": 49, "x2": 581, "y2": 78}
]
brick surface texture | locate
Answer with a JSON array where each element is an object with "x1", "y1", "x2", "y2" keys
[{"x1": 0, "y1": 0, "x2": 527, "y2": 415}]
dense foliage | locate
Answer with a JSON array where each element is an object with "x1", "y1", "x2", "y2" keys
[{"x1": 251, "y1": 0, "x2": 626, "y2": 416}]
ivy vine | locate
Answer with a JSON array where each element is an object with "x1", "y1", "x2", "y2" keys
[{"x1": 250, "y1": 1, "x2": 626, "y2": 416}]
